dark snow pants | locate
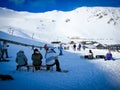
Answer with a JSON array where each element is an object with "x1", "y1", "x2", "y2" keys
[
  {"x1": 1, "y1": 49, "x2": 8, "y2": 58},
  {"x1": 46, "y1": 59, "x2": 61, "y2": 71}
]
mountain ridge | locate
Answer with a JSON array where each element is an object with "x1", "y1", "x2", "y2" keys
[{"x1": 0, "y1": 7, "x2": 120, "y2": 44}]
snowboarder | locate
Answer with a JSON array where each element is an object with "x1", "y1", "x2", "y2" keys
[
  {"x1": 16, "y1": 50, "x2": 29, "y2": 71},
  {"x1": 1, "y1": 41, "x2": 9, "y2": 59},
  {"x1": 45, "y1": 49, "x2": 61, "y2": 72},
  {"x1": 32, "y1": 49, "x2": 43, "y2": 70}
]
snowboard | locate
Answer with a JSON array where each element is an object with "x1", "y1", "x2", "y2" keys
[
  {"x1": 39, "y1": 68, "x2": 69, "y2": 73},
  {"x1": 42, "y1": 69, "x2": 69, "y2": 73},
  {"x1": 59, "y1": 70, "x2": 69, "y2": 73}
]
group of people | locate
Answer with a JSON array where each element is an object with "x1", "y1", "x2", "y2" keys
[
  {"x1": 86, "y1": 49, "x2": 113, "y2": 60},
  {"x1": 16, "y1": 44, "x2": 114, "y2": 72},
  {"x1": 73, "y1": 43, "x2": 82, "y2": 51},
  {"x1": 1, "y1": 40, "x2": 114, "y2": 72},
  {"x1": 16, "y1": 44, "x2": 61, "y2": 72},
  {"x1": 0, "y1": 41, "x2": 9, "y2": 60}
]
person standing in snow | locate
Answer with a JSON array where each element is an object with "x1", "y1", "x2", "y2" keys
[
  {"x1": 16, "y1": 50, "x2": 29, "y2": 71},
  {"x1": 31, "y1": 45, "x2": 35, "y2": 50},
  {"x1": 32, "y1": 49, "x2": 43, "y2": 70},
  {"x1": 0, "y1": 41, "x2": 2, "y2": 60},
  {"x1": 73, "y1": 44, "x2": 76, "y2": 51},
  {"x1": 59, "y1": 44, "x2": 63, "y2": 55},
  {"x1": 1, "y1": 41, "x2": 9, "y2": 59},
  {"x1": 45, "y1": 49, "x2": 61, "y2": 72},
  {"x1": 77, "y1": 43, "x2": 81, "y2": 51},
  {"x1": 82, "y1": 45, "x2": 86, "y2": 50}
]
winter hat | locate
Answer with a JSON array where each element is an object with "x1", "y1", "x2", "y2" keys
[
  {"x1": 19, "y1": 50, "x2": 24, "y2": 53},
  {"x1": 34, "y1": 48, "x2": 38, "y2": 52}
]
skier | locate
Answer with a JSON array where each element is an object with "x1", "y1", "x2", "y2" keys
[
  {"x1": 31, "y1": 45, "x2": 35, "y2": 50},
  {"x1": 0, "y1": 41, "x2": 2, "y2": 60},
  {"x1": 1, "y1": 41, "x2": 9, "y2": 59},
  {"x1": 45, "y1": 48, "x2": 61, "y2": 72},
  {"x1": 77, "y1": 43, "x2": 81, "y2": 51},
  {"x1": 59, "y1": 44, "x2": 63, "y2": 55},
  {"x1": 82, "y1": 45, "x2": 86, "y2": 50},
  {"x1": 32, "y1": 49, "x2": 43, "y2": 70},
  {"x1": 16, "y1": 50, "x2": 29, "y2": 71}
]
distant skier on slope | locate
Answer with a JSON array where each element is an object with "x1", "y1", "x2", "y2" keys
[
  {"x1": 77, "y1": 43, "x2": 81, "y2": 51},
  {"x1": 59, "y1": 44, "x2": 63, "y2": 55},
  {"x1": 0, "y1": 41, "x2": 2, "y2": 60}
]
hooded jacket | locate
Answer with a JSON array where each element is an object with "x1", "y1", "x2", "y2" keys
[{"x1": 16, "y1": 51, "x2": 28, "y2": 65}]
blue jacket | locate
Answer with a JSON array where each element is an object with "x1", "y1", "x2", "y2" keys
[
  {"x1": 106, "y1": 53, "x2": 112, "y2": 60},
  {"x1": 16, "y1": 51, "x2": 28, "y2": 65}
]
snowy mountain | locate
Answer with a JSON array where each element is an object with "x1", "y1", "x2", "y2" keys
[{"x1": 0, "y1": 7, "x2": 120, "y2": 44}]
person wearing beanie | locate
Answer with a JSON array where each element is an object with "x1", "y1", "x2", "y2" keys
[{"x1": 32, "y1": 49, "x2": 43, "y2": 70}]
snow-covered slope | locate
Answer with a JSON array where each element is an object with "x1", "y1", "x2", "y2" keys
[
  {"x1": 0, "y1": 31, "x2": 44, "y2": 47},
  {"x1": 0, "y1": 31, "x2": 120, "y2": 90},
  {"x1": 0, "y1": 7, "x2": 120, "y2": 44}
]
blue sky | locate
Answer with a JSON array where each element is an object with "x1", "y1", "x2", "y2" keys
[{"x1": 0, "y1": 0, "x2": 120, "y2": 12}]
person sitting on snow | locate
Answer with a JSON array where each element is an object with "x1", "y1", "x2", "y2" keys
[
  {"x1": 16, "y1": 50, "x2": 29, "y2": 71},
  {"x1": 104, "y1": 50, "x2": 113, "y2": 60},
  {"x1": 88, "y1": 49, "x2": 94, "y2": 59},
  {"x1": 45, "y1": 48, "x2": 61, "y2": 72}
]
